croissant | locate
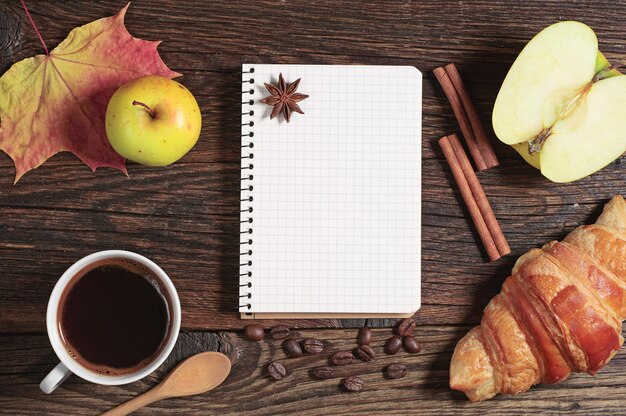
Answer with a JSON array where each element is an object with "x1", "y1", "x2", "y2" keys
[{"x1": 450, "y1": 195, "x2": 626, "y2": 402}]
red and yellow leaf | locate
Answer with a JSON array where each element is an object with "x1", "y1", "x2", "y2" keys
[{"x1": 0, "y1": 4, "x2": 180, "y2": 182}]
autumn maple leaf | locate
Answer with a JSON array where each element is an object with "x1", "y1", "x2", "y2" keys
[{"x1": 0, "y1": 3, "x2": 180, "y2": 182}]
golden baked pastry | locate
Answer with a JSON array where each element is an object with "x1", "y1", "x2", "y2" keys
[{"x1": 450, "y1": 196, "x2": 626, "y2": 401}]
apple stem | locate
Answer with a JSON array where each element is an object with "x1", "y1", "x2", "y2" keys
[
  {"x1": 132, "y1": 100, "x2": 156, "y2": 118},
  {"x1": 593, "y1": 65, "x2": 616, "y2": 83}
]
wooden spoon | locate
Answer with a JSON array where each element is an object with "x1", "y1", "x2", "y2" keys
[{"x1": 102, "y1": 352, "x2": 231, "y2": 416}]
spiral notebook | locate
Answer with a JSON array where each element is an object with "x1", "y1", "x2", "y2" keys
[{"x1": 240, "y1": 64, "x2": 422, "y2": 318}]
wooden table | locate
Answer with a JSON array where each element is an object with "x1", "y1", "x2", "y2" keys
[{"x1": 0, "y1": 1, "x2": 624, "y2": 414}]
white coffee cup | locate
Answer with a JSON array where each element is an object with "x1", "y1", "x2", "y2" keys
[{"x1": 40, "y1": 250, "x2": 181, "y2": 394}]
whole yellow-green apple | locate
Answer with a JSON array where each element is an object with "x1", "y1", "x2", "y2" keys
[{"x1": 105, "y1": 75, "x2": 201, "y2": 166}]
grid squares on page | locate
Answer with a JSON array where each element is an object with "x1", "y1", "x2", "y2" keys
[{"x1": 241, "y1": 64, "x2": 421, "y2": 314}]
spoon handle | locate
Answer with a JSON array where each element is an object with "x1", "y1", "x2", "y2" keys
[{"x1": 101, "y1": 387, "x2": 165, "y2": 416}]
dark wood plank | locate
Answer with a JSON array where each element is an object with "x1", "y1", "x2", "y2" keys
[
  {"x1": 0, "y1": 0, "x2": 623, "y2": 332},
  {"x1": 0, "y1": 161, "x2": 621, "y2": 332},
  {"x1": 2, "y1": 328, "x2": 626, "y2": 414}
]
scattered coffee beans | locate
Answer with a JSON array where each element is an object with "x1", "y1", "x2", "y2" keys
[
  {"x1": 386, "y1": 364, "x2": 408, "y2": 379},
  {"x1": 357, "y1": 327, "x2": 372, "y2": 346},
  {"x1": 312, "y1": 366, "x2": 335, "y2": 379},
  {"x1": 267, "y1": 361, "x2": 287, "y2": 380},
  {"x1": 343, "y1": 376, "x2": 365, "y2": 392},
  {"x1": 302, "y1": 338, "x2": 324, "y2": 354},
  {"x1": 283, "y1": 338, "x2": 304, "y2": 358},
  {"x1": 403, "y1": 335, "x2": 421, "y2": 353},
  {"x1": 356, "y1": 345, "x2": 376, "y2": 362},
  {"x1": 257, "y1": 323, "x2": 418, "y2": 389},
  {"x1": 385, "y1": 336, "x2": 403, "y2": 355},
  {"x1": 331, "y1": 351, "x2": 356, "y2": 366},
  {"x1": 244, "y1": 324, "x2": 264, "y2": 341},
  {"x1": 270, "y1": 325, "x2": 290, "y2": 340},
  {"x1": 396, "y1": 318, "x2": 416, "y2": 337}
]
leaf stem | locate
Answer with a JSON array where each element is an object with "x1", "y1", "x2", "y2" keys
[
  {"x1": 20, "y1": 0, "x2": 49, "y2": 55},
  {"x1": 132, "y1": 100, "x2": 156, "y2": 118}
]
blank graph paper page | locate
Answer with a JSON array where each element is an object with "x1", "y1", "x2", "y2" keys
[{"x1": 240, "y1": 64, "x2": 421, "y2": 315}]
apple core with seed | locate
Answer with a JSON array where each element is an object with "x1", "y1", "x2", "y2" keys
[{"x1": 492, "y1": 21, "x2": 626, "y2": 183}]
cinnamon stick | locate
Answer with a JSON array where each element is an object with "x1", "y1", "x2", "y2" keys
[
  {"x1": 434, "y1": 67, "x2": 487, "y2": 171},
  {"x1": 443, "y1": 64, "x2": 499, "y2": 169},
  {"x1": 447, "y1": 134, "x2": 510, "y2": 257},
  {"x1": 439, "y1": 136, "x2": 500, "y2": 261}
]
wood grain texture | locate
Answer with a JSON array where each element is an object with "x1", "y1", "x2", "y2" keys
[
  {"x1": 0, "y1": 0, "x2": 624, "y2": 413},
  {"x1": 0, "y1": 0, "x2": 622, "y2": 333},
  {"x1": 3, "y1": 328, "x2": 626, "y2": 415},
  {"x1": 0, "y1": 4, "x2": 23, "y2": 73}
]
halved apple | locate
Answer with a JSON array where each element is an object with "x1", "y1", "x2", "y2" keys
[
  {"x1": 511, "y1": 51, "x2": 621, "y2": 171},
  {"x1": 492, "y1": 21, "x2": 626, "y2": 182}
]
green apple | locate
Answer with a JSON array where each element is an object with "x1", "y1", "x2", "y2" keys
[
  {"x1": 492, "y1": 21, "x2": 626, "y2": 182},
  {"x1": 511, "y1": 51, "x2": 621, "y2": 171},
  {"x1": 105, "y1": 75, "x2": 201, "y2": 166}
]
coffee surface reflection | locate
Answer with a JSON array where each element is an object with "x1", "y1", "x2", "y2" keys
[{"x1": 58, "y1": 259, "x2": 171, "y2": 375}]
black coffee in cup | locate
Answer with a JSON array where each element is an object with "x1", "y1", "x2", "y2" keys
[{"x1": 57, "y1": 258, "x2": 171, "y2": 375}]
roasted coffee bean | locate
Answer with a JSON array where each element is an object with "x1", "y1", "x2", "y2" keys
[
  {"x1": 386, "y1": 364, "x2": 408, "y2": 379},
  {"x1": 302, "y1": 338, "x2": 324, "y2": 354},
  {"x1": 267, "y1": 361, "x2": 287, "y2": 380},
  {"x1": 356, "y1": 345, "x2": 376, "y2": 361},
  {"x1": 396, "y1": 318, "x2": 416, "y2": 336},
  {"x1": 312, "y1": 366, "x2": 335, "y2": 379},
  {"x1": 244, "y1": 324, "x2": 264, "y2": 341},
  {"x1": 343, "y1": 375, "x2": 365, "y2": 392},
  {"x1": 331, "y1": 351, "x2": 356, "y2": 366},
  {"x1": 403, "y1": 335, "x2": 421, "y2": 353},
  {"x1": 270, "y1": 325, "x2": 290, "y2": 340},
  {"x1": 385, "y1": 336, "x2": 403, "y2": 355},
  {"x1": 357, "y1": 327, "x2": 372, "y2": 346},
  {"x1": 283, "y1": 338, "x2": 304, "y2": 358}
]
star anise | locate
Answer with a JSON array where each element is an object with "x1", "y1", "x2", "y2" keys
[{"x1": 259, "y1": 73, "x2": 309, "y2": 123}]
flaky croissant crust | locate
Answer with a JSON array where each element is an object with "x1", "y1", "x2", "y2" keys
[{"x1": 450, "y1": 196, "x2": 626, "y2": 402}]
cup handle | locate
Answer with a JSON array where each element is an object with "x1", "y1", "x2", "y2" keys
[{"x1": 40, "y1": 362, "x2": 72, "y2": 394}]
